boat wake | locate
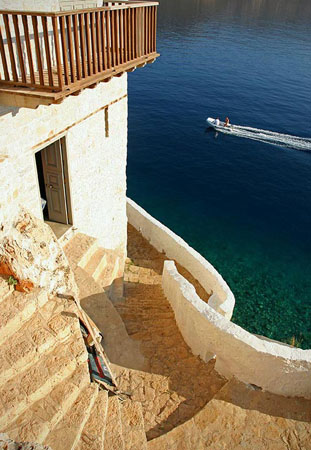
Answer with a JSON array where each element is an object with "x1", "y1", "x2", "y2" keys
[{"x1": 219, "y1": 124, "x2": 311, "y2": 151}]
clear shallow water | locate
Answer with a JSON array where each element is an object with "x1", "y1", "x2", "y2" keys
[{"x1": 127, "y1": 0, "x2": 311, "y2": 348}]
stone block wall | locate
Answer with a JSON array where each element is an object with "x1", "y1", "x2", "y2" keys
[
  {"x1": 0, "y1": 0, "x2": 102, "y2": 12},
  {"x1": 0, "y1": 75, "x2": 128, "y2": 277},
  {"x1": 0, "y1": 0, "x2": 60, "y2": 11}
]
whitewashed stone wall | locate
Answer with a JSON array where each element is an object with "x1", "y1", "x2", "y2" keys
[
  {"x1": 0, "y1": 0, "x2": 102, "y2": 12},
  {"x1": 127, "y1": 198, "x2": 235, "y2": 319},
  {"x1": 0, "y1": 75, "x2": 128, "y2": 261},
  {"x1": 0, "y1": 0, "x2": 60, "y2": 11},
  {"x1": 162, "y1": 260, "x2": 311, "y2": 399}
]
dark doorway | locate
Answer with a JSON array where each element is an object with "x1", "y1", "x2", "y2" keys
[{"x1": 35, "y1": 139, "x2": 72, "y2": 226}]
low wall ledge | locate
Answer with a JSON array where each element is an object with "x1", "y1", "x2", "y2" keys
[
  {"x1": 126, "y1": 197, "x2": 235, "y2": 319},
  {"x1": 162, "y1": 260, "x2": 311, "y2": 399}
]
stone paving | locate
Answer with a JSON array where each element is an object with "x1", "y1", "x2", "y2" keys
[
  {"x1": 3, "y1": 223, "x2": 311, "y2": 449},
  {"x1": 0, "y1": 269, "x2": 147, "y2": 450},
  {"x1": 114, "y1": 225, "x2": 227, "y2": 440},
  {"x1": 124, "y1": 224, "x2": 211, "y2": 304},
  {"x1": 115, "y1": 225, "x2": 311, "y2": 448}
]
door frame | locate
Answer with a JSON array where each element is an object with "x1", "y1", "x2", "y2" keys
[
  {"x1": 34, "y1": 135, "x2": 73, "y2": 225},
  {"x1": 60, "y1": 139, "x2": 73, "y2": 225}
]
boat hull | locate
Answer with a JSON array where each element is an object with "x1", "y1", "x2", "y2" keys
[{"x1": 207, "y1": 117, "x2": 232, "y2": 131}]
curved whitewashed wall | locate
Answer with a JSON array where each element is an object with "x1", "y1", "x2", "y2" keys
[
  {"x1": 127, "y1": 198, "x2": 235, "y2": 319},
  {"x1": 163, "y1": 260, "x2": 311, "y2": 399}
]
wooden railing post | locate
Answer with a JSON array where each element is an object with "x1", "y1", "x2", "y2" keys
[
  {"x1": 0, "y1": 16, "x2": 10, "y2": 81},
  {"x1": 42, "y1": 16, "x2": 54, "y2": 86},
  {"x1": 66, "y1": 15, "x2": 76, "y2": 83},
  {"x1": 59, "y1": 16, "x2": 70, "y2": 85},
  {"x1": 52, "y1": 16, "x2": 64, "y2": 89},
  {"x1": 32, "y1": 15, "x2": 44, "y2": 86},
  {"x1": 3, "y1": 14, "x2": 18, "y2": 82},
  {"x1": 85, "y1": 12, "x2": 93, "y2": 76},
  {"x1": 78, "y1": 13, "x2": 87, "y2": 78},
  {"x1": 21, "y1": 15, "x2": 35, "y2": 84},
  {"x1": 105, "y1": 10, "x2": 112, "y2": 69},
  {"x1": 73, "y1": 14, "x2": 82, "y2": 80},
  {"x1": 100, "y1": 11, "x2": 107, "y2": 70},
  {"x1": 90, "y1": 11, "x2": 97, "y2": 74},
  {"x1": 0, "y1": 2, "x2": 159, "y2": 98},
  {"x1": 96, "y1": 11, "x2": 102, "y2": 72},
  {"x1": 154, "y1": 5, "x2": 157, "y2": 52},
  {"x1": 12, "y1": 15, "x2": 27, "y2": 83}
]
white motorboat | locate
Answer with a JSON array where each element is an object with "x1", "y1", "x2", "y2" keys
[{"x1": 207, "y1": 117, "x2": 233, "y2": 131}]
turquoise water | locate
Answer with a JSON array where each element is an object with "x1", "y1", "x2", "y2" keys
[{"x1": 127, "y1": 0, "x2": 311, "y2": 348}]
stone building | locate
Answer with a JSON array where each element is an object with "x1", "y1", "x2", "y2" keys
[
  {"x1": 0, "y1": 0, "x2": 158, "y2": 299},
  {"x1": 1, "y1": 1, "x2": 311, "y2": 449}
]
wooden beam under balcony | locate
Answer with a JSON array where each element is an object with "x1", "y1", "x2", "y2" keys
[{"x1": 0, "y1": 1, "x2": 159, "y2": 108}]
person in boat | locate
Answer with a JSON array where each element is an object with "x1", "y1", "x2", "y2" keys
[
  {"x1": 224, "y1": 117, "x2": 230, "y2": 127},
  {"x1": 215, "y1": 117, "x2": 220, "y2": 126}
]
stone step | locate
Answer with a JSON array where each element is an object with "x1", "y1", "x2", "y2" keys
[
  {"x1": 116, "y1": 312, "x2": 173, "y2": 325},
  {"x1": 122, "y1": 292, "x2": 167, "y2": 301},
  {"x1": 124, "y1": 274, "x2": 161, "y2": 285},
  {"x1": 115, "y1": 303, "x2": 171, "y2": 314},
  {"x1": 128, "y1": 327, "x2": 178, "y2": 341},
  {"x1": 3, "y1": 363, "x2": 90, "y2": 444},
  {"x1": 121, "y1": 400, "x2": 147, "y2": 450},
  {"x1": 125, "y1": 290, "x2": 166, "y2": 298},
  {"x1": 147, "y1": 391, "x2": 311, "y2": 449},
  {"x1": 214, "y1": 377, "x2": 311, "y2": 422},
  {"x1": 120, "y1": 320, "x2": 176, "y2": 336},
  {"x1": 98, "y1": 257, "x2": 120, "y2": 290},
  {"x1": 104, "y1": 396, "x2": 125, "y2": 450},
  {"x1": 0, "y1": 289, "x2": 48, "y2": 347},
  {"x1": 116, "y1": 311, "x2": 174, "y2": 321},
  {"x1": 84, "y1": 249, "x2": 107, "y2": 282},
  {"x1": 75, "y1": 267, "x2": 145, "y2": 370},
  {"x1": 0, "y1": 296, "x2": 77, "y2": 387},
  {"x1": 0, "y1": 333, "x2": 87, "y2": 429},
  {"x1": 125, "y1": 284, "x2": 164, "y2": 294},
  {"x1": 63, "y1": 233, "x2": 98, "y2": 269},
  {"x1": 116, "y1": 295, "x2": 168, "y2": 304},
  {"x1": 124, "y1": 294, "x2": 167, "y2": 302},
  {"x1": 124, "y1": 296, "x2": 167, "y2": 303},
  {"x1": 0, "y1": 276, "x2": 12, "y2": 304},
  {"x1": 76, "y1": 389, "x2": 109, "y2": 450},
  {"x1": 44, "y1": 384, "x2": 99, "y2": 450},
  {"x1": 78, "y1": 242, "x2": 100, "y2": 271}
]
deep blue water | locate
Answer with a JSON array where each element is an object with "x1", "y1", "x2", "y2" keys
[{"x1": 127, "y1": 0, "x2": 311, "y2": 348}]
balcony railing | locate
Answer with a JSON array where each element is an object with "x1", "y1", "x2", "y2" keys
[{"x1": 0, "y1": 1, "x2": 158, "y2": 106}]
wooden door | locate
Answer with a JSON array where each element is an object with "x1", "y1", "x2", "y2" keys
[{"x1": 41, "y1": 141, "x2": 69, "y2": 224}]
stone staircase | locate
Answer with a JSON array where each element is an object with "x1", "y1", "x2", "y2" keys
[
  {"x1": 2, "y1": 225, "x2": 311, "y2": 450},
  {"x1": 147, "y1": 376, "x2": 311, "y2": 450},
  {"x1": 63, "y1": 232, "x2": 145, "y2": 370},
  {"x1": 0, "y1": 273, "x2": 148, "y2": 449},
  {"x1": 115, "y1": 225, "x2": 311, "y2": 449},
  {"x1": 114, "y1": 279, "x2": 227, "y2": 441},
  {"x1": 63, "y1": 233, "x2": 121, "y2": 298}
]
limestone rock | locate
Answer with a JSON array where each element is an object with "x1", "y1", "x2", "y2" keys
[{"x1": 0, "y1": 206, "x2": 78, "y2": 297}]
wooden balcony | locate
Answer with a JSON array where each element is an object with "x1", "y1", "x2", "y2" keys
[{"x1": 0, "y1": 1, "x2": 159, "y2": 108}]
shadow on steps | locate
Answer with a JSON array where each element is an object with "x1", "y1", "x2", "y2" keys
[
  {"x1": 76, "y1": 266, "x2": 145, "y2": 372},
  {"x1": 215, "y1": 377, "x2": 311, "y2": 423},
  {"x1": 114, "y1": 281, "x2": 228, "y2": 440}
]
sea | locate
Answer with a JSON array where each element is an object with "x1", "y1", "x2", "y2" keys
[{"x1": 127, "y1": 0, "x2": 311, "y2": 348}]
